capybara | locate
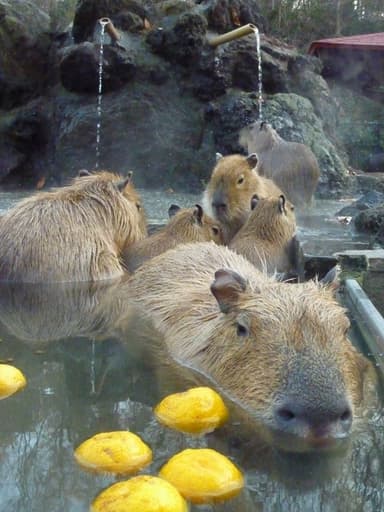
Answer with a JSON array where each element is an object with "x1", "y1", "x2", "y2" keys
[
  {"x1": 123, "y1": 204, "x2": 224, "y2": 272},
  {"x1": 229, "y1": 194, "x2": 297, "y2": 274},
  {"x1": 127, "y1": 242, "x2": 375, "y2": 452},
  {"x1": 202, "y1": 153, "x2": 283, "y2": 242},
  {"x1": 239, "y1": 121, "x2": 320, "y2": 206},
  {"x1": 0, "y1": 170, "x2": 147, "y2": 282}
]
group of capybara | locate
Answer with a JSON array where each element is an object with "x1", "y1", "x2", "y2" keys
[{"x1": 0, "y1": 123, "x2": 377, "y2": 453}]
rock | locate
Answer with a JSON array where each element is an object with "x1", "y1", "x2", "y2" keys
[
  {"x1": 0, "y1": 98, "x2": 52, "y2": 188},
  {"x1": 336, "y1": 191, "x2": 384, "y2": 218},
  {"x1": 146, "y1": 12, "x2": 208, "y2": 66},
  {"x1": 60, "y1": 43, "x2": 136, "y2": 93},
  {"x1": 54, "y1": 79, "x2": 215, "y2": 191},
  {"x1": 198, "y1": 0, "x2": 266, "y2": 34},
  {"x1": 366, "y1": 152, "x2": 384, "y2": 173},
  {"x1": 354, "y1": 206, "x2": 384, "y2": 235},
  {"x1": 0, "y1": 0, "x2": 52, "y2": 108},
  {"x1": 72, "y1": 0, "x2": 156, "y2": 43}
]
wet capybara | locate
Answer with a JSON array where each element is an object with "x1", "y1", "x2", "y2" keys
[
  {"x1": 202, "y1": 153, "x2": 283, "y2": 242},
  {"x1": 229, "y1": 194, "x2": 297, "y2": 274},
  {"x1": 0, "y1": 170, "x2": 147, "y2": 282},
  {"x1": 123, "y1": 204, "x2": 224, "y2": 272},
  {"x1": 127, "y1": 242, "x2": 375, "y2": 452},
  {"x1": 239, "y1": 121, "x2": 320, "y2": 206}
]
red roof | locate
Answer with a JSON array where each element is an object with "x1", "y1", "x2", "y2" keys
[{"x1": 309, "y1": 32, "x2": 384, "y2": 54}]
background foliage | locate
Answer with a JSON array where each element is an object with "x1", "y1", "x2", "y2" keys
[{"x1": 257, "y1": 0, "x2": 384, "y2": 49}]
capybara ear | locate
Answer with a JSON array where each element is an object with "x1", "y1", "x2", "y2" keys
[
  {"x1": 246, "y1": 153, "x2": 258, "y2": 169},
  {"x1": 216, "y1": 152, "x2": 223, "y2": 162},
  {"x1": 260, "y1": 121, "x2": 267, "y2": 131},
  {"x1": 193, "y1": 204, "x2": 203, "y2": 225},
  {"x1": 278, "y1": 194, "x2": 286, "y2": 214},
  {"x1": 210, "y1": 268, "x2": 248, "y2": 314},
  {"x1": 117, "y1": 171, "x2": 133, "y2": 192},
  {"x1": 168, "y1": 204, "x2": 181, "y2": 218},
  {"x1": 250, "y1": 194, "x2": 259, "y2": 210},
  {"x1": 78, "y1": 169, "x2": 91, "y2": 177},
  {"x1": 320, "y1": 266, "x2": 340, "y2": 294}
]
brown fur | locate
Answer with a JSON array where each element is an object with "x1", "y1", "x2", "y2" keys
[
  {"x1": 123, "y1": 205, "x2": 224, "y2": 272},
  {"x1": 202, "y1": 153, "x2": 283, "y2": 242},
  {"x1": 0, "y1": 171, "x2": 147, "y2": 282},
  {"x1": 239, "y1": 121, "x2": 320, "y2": 206},
  {"x1": 127, "y1": 242, "x2": 375, "y2": 451},
  {"x1": 230, "y1": 194, "x2": 297, "y2": 274}
]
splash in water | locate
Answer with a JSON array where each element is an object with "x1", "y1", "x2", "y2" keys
[
  {"x1": 95, "y1": 18, "x2": 109, "y2": 170},
  {"x1": 252, "y1": 26, "x2": 263, "y2": 122}
]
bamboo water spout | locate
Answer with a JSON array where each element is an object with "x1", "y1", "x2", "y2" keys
[
  {"x1": 99, "y1": 17, "x2": 120, "y2": 43},
  {"x1": 208, "y1": 24, "x2": 257, "y2": 47}
]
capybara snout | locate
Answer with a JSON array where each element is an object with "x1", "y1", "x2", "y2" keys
[{"x1": 270, "y1": 352, "x2": 354, "y2": 451}]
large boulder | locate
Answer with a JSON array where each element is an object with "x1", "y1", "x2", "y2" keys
[
  {"x1": 59, "y1": 43, "x2": 136, "y2": 93},
  {"x1": 0, "y1": 0, "x2": 52, "y2": 109},
  {"x1": 0, "y1": 98, "x2": 52, "y2": 188}
]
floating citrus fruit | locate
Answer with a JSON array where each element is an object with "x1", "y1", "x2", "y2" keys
[
  {"x1": 0, "y1": 364, "x2": 27, "y2": 399},
  {"x1": 154, "y1": 387, "x2": 229, "y2": 434},
  {"x1": 74, "y1": 431, "x2": 152, "y2": 475},
  {"x1": 159, "y1": 448, "x2": 244, "y2": 504},
  {"x1": 91, "y1": 475, "x2": 189, "y2": 512}
]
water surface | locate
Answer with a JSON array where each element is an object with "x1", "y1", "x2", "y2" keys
[{"x1": 0, "y1": 191, "x2": 383, "y2": 512}]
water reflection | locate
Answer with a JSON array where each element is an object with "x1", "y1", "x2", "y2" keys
[{"x1": 0, "y1": 279, "x2": 383, "y2": 511}]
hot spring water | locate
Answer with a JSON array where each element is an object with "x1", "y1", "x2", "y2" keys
[{"x1": 0, "y1": 190, "x2": 383, "y2": 512}]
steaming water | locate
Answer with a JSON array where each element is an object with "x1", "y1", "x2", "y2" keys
[
  {"x1": 253, "y1": 27, "x2": 263, "y2": 122},
  {"x1": 0, "y1": 192, "x2": 383, "y2": 511},
  {"x1": 95, "y1": 19, "x2": 108, "y2": 170}
]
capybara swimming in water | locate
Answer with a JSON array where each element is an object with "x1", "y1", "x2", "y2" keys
[
  {"x1": 229, "y1": 194, "x2": 297, "y2": 274},
  {"x1": 0, "y1": 170, "x2": 147, "y2": 282},
  {"x1": 127, "y1": 242, "x2": 375, "y2": 452},
  {"x1": 202, "y1": 153, "x2": 283, "y2": 242},
  {"x1": 123, "y1": 204, "x2": 224, "y2": 272},
  {"x1": 239, "y1": 121, "x2": 320, "y2": 206}
]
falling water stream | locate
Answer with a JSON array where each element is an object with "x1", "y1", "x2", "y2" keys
[
  {"x1": 95, "y1": 19, "x2": 109, "y2": 170},
  {"x1": 253, "y1": 26, "x2": 263, "y2": 121}
]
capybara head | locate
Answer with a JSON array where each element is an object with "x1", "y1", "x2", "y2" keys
[
  {"x1": 202, "y1": 153, "x2": 281, "y2": 242},
  {"x1": 208, "y1": 268, "x2": 374, "y2": 452},
  {"x1": 247, "y1": 193, "x2": 296, "y2": 242},
  {"x1": 129, "y1": 242, "x2": 376, "y2": 452},
  {"x1": 165, "y1": 204, "x2": 224, "y2": 245},
  {"x1": 73, "y1": 170, "x2": 148, "y2": 243},
  {"x1": 239, "y1": 120, "x2": 279, "y2": 154}
]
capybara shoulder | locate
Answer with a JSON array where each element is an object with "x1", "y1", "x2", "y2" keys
[
  {"x1": 0, "y1": 170, "x2": 147, "y2": 282},
  {"x1": 230, "y1": 194, "x2": 297, "y2": 274},
  {"x1": 239, "y1": 121, "x2": 320, "y2": 206},
  {"x1": 124, "y1": 204, "x2": 223, "y2": 272},
  {"x1": 202, "y1": 153, "x2": 283, "y2": 242},
  {"x1": 127, "y1": 241, "x2": 376, "y2": 452}
]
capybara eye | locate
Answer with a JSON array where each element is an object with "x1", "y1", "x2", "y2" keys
[
  {"x1": 236, "y1": 322, "x2": 249, "y2": 337},
  {"x1": 136, "y1": 203, "x2": 141, "y2": 211},
  {"x1": 212, "y1": 226, "x2": 220, "y2": 236},
  {"x1": 237, "y1": 176, "x2": 244, "y2": 185},
  {"x1": 291, "y1": 205, "x2": 295, "y2": 211}
]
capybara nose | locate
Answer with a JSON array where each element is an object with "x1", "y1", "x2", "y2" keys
[
  {"x1": 274, "y1": 398, "x2": 353, "y2": 441},
  {"x1": 212, "y1": 202, "x2": 227, "y2": 215}
]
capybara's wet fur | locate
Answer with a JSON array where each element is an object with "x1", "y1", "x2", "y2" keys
[
  {"x1": 202, "y1": 153, "x2": 283, "y2": 242},
  {"x1": 127, "y1": 242, "x2": 375, "y2": 451},
  {"x1": 123, "y1": 204, "x2": 224, "y2": 272},
  {"x1": 230, "y1": 194, "x2": 297, "y2": 274},
  {"x1": 239, "y1": 121, "x2": 320, "y2": 206},
  {"x1": 0, "y1": 171, "x2": 147, "y2": 282}
]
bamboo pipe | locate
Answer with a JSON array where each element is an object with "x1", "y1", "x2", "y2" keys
[
  {"x1": 99, "y1": 17, "x2": 120, "y2": 42},
  {"x1": 208, "y1": 23, "x2": 257, "y2": 47}
]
